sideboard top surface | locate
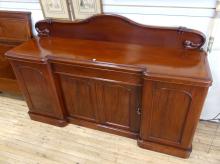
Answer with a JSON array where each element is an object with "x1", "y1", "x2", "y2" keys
[{"x1": 6, "y1": 36, "x2": 211, "y2": 84}]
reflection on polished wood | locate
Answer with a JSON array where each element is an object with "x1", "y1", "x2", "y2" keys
[
  {"x1": 0, "y1": 94, "x2": 219, "y2": 164},
  {"x1": 5, "y1": 14, "x2": 212, "y2": 158}
]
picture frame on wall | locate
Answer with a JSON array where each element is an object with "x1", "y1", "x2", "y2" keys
[
  {"x1": 70, "y1": 0, "x2": 102, "y2": 19},
  {"x1": 40, "y1": 0, "x2": 72, "y2": 20}
]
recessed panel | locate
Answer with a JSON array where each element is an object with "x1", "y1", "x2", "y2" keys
[
  {"x1": 149, "y1": 84, "x2": 192, "y2": 144},
  {"x1": 19, "y1": 66, "x2": 56, "y2": 116},
  {"x1": 60, "y1": 75, "x2": 97, "y2": 122}
]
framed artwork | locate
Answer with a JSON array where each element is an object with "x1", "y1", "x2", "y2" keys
[
  {"x1": 70, "y1": 0, "x2": 102, "y2": 19},
  {"x1": 40, "y1": 0, "x2": 72, "y2": 20}
]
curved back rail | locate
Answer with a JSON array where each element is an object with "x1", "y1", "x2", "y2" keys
[{"x1": 35, "y1": 14, "x2": 206, "y2": 50}]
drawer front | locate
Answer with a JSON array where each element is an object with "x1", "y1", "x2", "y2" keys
[
  {"x1": 52, "y1": 63, "x2": 143, "y2": 86},
  {"x1": 0, "y1": 17, "x2": 31, "y2": 41}
]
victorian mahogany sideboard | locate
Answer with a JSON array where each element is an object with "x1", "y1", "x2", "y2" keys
[
  {"x1": 0, "y1": 11, "x2": 32, "y2": 93},
  {"x1": 5, "y1": 14, "x2": 212, "y2": 158}
]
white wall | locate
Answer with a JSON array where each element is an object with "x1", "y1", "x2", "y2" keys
[
  {"x1": 201, "y1": 11, "x2": 220, "y2": 120},
  {"x1": 0, "y1": 0, "x2": 216, "y2": 35},
  {"x1": 0, "y1": 0, "x2": 219, "y2": 120}
]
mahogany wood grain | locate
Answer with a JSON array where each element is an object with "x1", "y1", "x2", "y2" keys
[
  {"x1": 0, "y1": 11, "x2": 32, "y2": 93},
  {"x1": 9, "y1": 60, "x2": 66, "y2": 124},
  {"x1": 58, "y1": 71, "x2": 141, "y2": 132},
  {"x1": 35, "y1": 14, "x2": 205, "y2": 49},
  {"x1": 138, "y1": 80, "x2": 209, "y2": 158},
  {"x1": 5, "y1": 14, "x2": 212, "y2": 158},
  {"x1": 6, "y1": 37, "x2": 211, "y2": 85}
]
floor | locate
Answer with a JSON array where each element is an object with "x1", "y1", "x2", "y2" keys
[{"x1": 0, "y1": 93, "x2": 219, "y2": 164}]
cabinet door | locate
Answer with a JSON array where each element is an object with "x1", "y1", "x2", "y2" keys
[
  {"x1": 60, "y1": 75, "x2": 98, "y2": 122},
  {"x1": 10, "y1": 61, "x2": 64, "y2": 119},
  {"x1": 140, "y1": 80, "x2": 208, "y2": 148},
  {"x1": 95, "y1": 81, "x2": 140, "y2": 133},
  {"x1": 59, "y1": 74, "x2": 141, "y2": 132}
]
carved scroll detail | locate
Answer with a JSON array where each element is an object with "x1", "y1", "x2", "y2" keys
[
  {"x1": 35, "y1": 19, "x2": 52, "y2": 37},
  {"x1": 183, "y1": 40, "x2": 202, "y2": 50},
  {"x1": 177, "y1": 26, "x2": 205, "y2": 50},
  {"x1": 36, "y1": 27, "x2": 50, "y2": 37}
]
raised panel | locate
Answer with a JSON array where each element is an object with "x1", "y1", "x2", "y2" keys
[
  {"x1": 0, "y1": 18, "x2": 30, "y2": 41},
  {"x1": 60, "y1": 75, "x2": 97, "y2": 122},
  {"x1": 148, "y1": 83, "x2": 192, "y2": 144},
  {"x1": 18, "y1": 66, "x2": 58, "y2": 117},
  {"x1": 94, "y1": 82, "x2": 140, "y2": 132},
  {"x1": 98, "y1": 83, "x2": 131, "y2": 130}
]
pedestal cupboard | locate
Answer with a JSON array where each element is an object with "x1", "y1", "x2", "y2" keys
[{"x1": 5, "y1": 15, "x2": 212, "y2": 158}]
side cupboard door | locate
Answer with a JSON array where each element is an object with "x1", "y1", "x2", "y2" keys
[
  {"x1": 140, "y1": 80, "x2": 208, "y2": 149},
  {"x1": 10, "y1": 61, "x2": 64, "y2": 119}
]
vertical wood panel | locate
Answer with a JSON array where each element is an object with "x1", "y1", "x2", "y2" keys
[{"x1": 60, "y1": 75, "x2": 98, "y2": 122}]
